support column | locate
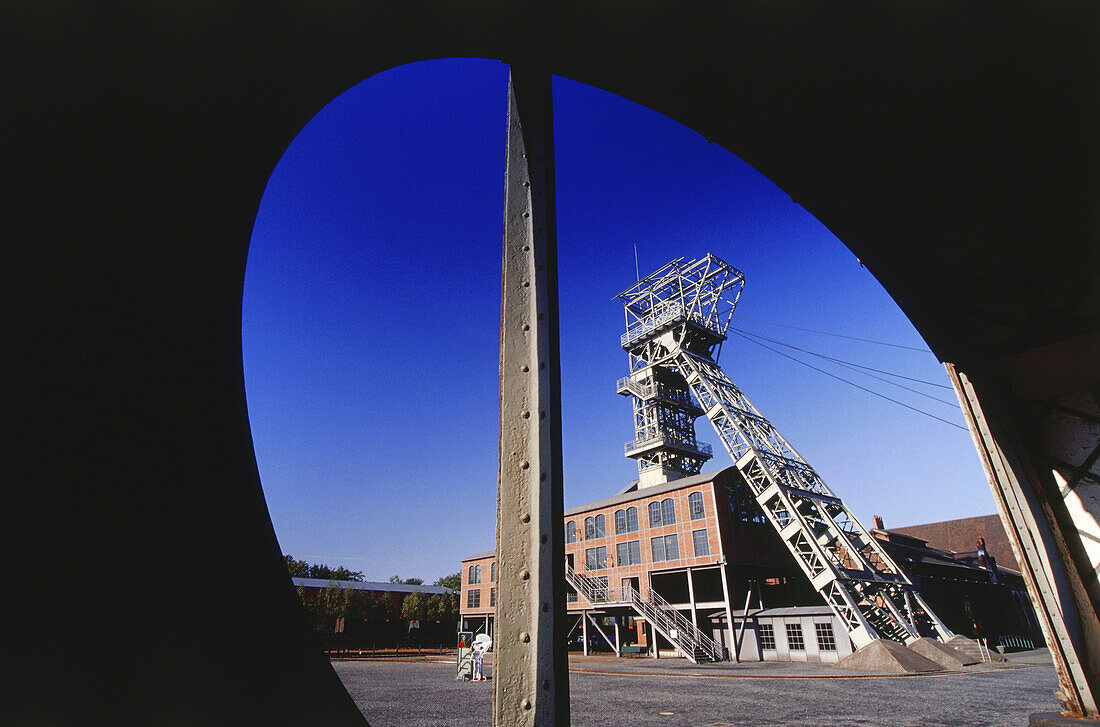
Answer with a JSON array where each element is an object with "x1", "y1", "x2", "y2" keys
[
  {"x1": 614, "y1": 621, "x2": 621, "y2": 657},
  {"x1": 495, "y1": 66, "x2": 569, "y2": 727},
  {"x1": 735, "y1": 581, "x2": 755, "y2": 662},
  {"x1": 718, "y1": 563, "x2": 736, "y2": 662},
  {"x1": 948, "y1": 363, "x2": 1100, "y2": 717},
  {"x1": 686, "y1": 568, "x2": 699, "y2": 636},
  {"x1": 582, "y1": 611, "x2": 588, "y2": 656}
]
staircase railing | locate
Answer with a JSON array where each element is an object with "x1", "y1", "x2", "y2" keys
[
  {"x1": 564, "y1": 564, "x2": 724, "y2": 662},
  {"x1": 565, "y1": 564, "x2": 616, "y2": 604},
  {"x1": 630, "y1": 585, "x2": 725, "y2": 663}
]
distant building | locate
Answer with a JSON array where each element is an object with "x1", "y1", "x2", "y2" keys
[
  {"x1": 461, "y1": 470, "x2": 1041, "y2": 662},
  {"x1": 292, "y1": 576, "x2": 452, "y2": 600},
  {"x1": 294, "y1": 577, "x2": 455, "y2": 647},
  {"x1": 869, "y1": 517, "x2": 1041, "y2": 647}
]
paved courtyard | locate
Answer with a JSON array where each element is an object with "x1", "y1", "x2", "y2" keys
[{"x1": 334, "y1": 650, "x2": 1061, "y2": 726}]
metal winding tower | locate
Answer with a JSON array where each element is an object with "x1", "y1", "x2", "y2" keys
[{"x1": 614, "y1": 253, "x2": 953, "y2": 649}]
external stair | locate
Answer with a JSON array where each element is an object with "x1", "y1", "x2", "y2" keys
[{"x1": 565, "y1": 563, "x2": 724, "y2": 663}]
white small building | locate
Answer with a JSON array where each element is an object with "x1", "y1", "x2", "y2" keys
[{"x1": 713, "y1": 606, "x2": 854, "y2": 663}]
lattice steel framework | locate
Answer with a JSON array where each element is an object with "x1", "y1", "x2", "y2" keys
[{"x1": 615, "y1": 253, "x2": 952, "y2": 648}]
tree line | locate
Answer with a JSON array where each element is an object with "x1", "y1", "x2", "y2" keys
[
  {"x1": 287, "y1": 556, "x2": 460, "y2": 645},
  {"x1": 285, "y1": 554, "x2": 366, "y2": 582}
]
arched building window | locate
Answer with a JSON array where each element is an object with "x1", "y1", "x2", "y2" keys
[
  {"x1": 566, "y1": 520, "x2": 576, "y2": 543},
  {"x1": 584, "y1": 516, "x2": 595, "y2": 540},
  {"x1": 650, "y1": 498, "x2": 676, "y2": 527},
  {"x1": 689, "y1": 491, "x2": 705, "y2": 520},
  {"x1": 469, "y1": 564, "x2": 481, "y2": 584},
  {"x1": 616, "y1": 507, "x2": 638, "y2": 533},
  {"x1": 594, "y1": 514, "x2": 606, "y2": 538},
  {"x1": 661, "y1": 498, "x2": 676, "y2": 525},
  {"x1": 490, "y1": 561, "x2": 496, "y2": 582}
]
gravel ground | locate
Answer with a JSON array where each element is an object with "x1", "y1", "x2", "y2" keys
[{"x1": 334, "y1": 651, "x2": 1061, "y2": 726}]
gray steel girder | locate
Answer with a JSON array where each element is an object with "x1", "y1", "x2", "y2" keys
[{"x1": 494, "y1": 67, "x2": 570, "y2": 727}]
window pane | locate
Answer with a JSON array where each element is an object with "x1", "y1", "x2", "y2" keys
[
  {"x1": 584, "y1": 517, "x2": 595, "y2": 540},
  {"x1": 596, "y1": 546, "x2": 607, "y2": 569},
  {"x1": 615, "y1": 509, "x2": 626, "y2": 534},
  {"x1": 651, "y1": 536, "x2": 666, "y2": 562},
  {"x1": 649, "y1": 502, "x2": 661, "y2": 527},
  {"x1": 786, "y1": 623, "x2": 805, "y2": 650},
  {"x1": 758, "y1": 623, "x2": 776, "y2": 650},
  {"x1": 585, "y1": 548, "x2": 597, "y2": 571},
  {"x1": 815, "y1": 623, "x2": 837, "y2": 651},
  {"x1": 689, "y1": 492, "x2": 705, "y2": 520},
  {"x1": 491, "y1": 562, "x2": 496, "y2": 582},
  {"x1": 595, "y1": 514, "x2": 606, "y2": 538},
  {"x1": 626, "y1": 507, "x2": 638, "y2": 532},
  {"x1": 693, "y1": 529, "x2": 710, "y2": 556},
  {"x1": 664, "y1": 534, "x2": 679, "y2": 560},
  {"x1": 490, "y1": 588, "x2": 496, "y2": 607},
  {"x1": 661, "y1": 498, "x2": 676, "y2": 525},
  {"x1": 616, "y1": 540, "x2": 641, "y2": 566},
  {"x1": 566, "y1": 521, "x2": 576, "y2": 543}
]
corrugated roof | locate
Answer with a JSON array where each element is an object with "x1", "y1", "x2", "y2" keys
[{"x1": 291, "y1": 577, "x2": 452, "y2": 595}]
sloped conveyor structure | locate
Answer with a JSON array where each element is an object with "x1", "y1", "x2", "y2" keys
[{"x1": 614, "y1": 254, "x2": 953, "y2": 650}]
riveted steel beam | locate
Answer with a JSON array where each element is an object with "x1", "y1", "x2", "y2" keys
[
  {"x1": 494, "y1": 66, "x2": 570, "y2": 727},
  {"x1": 948, "y1": 363, "x2": 1100, "y2": 717}
]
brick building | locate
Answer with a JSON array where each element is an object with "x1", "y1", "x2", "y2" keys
[
  {"x1": 461, "y1": 468, "x2": 1040, "y2": 662},
  {"x1": 462, "y1": 466, "x2": 842, "y2": 662}
]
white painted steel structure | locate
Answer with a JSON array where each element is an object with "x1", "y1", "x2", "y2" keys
[{"x1": 615, "y1": 253, "x2": 953, "y2": 649}]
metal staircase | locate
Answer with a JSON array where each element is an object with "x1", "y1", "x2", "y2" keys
[
  {"x1": 564, "y1": 563, "x2": 724, "y2": 663},
  {"x1": 614, "y1": 254, "x2": 954, "y2": 651}
]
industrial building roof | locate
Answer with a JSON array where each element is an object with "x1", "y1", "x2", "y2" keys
[
  {"x1": 728, "y1": 606, "x2": 835, "y2": 618},
  {"x1": 291, "y1": 577, "x2": 452, "y2": 595},
  {"x1": 460, "y1": 550, "x2": 495, "y2": 563},
  {"x1": 885, "y1": 514, "x2": 1017, "y2": 571},
  {"x1": 563, "y1": 466, "x2": 736, "y2": 516}
]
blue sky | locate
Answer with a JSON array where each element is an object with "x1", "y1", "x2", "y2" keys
[{"x1": 242, "y1": 58, "x2": 991, "y2": 584}]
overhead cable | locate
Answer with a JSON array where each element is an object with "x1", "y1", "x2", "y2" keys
[
  {"x1": 727, "y1": 330, "x2": 969, "y2": 431},
  {"x1": 730, "y1": 326, "x2": 958, "y2": 405},
  {"x1": 734, "y1": 315, "x2": 931, "y2": 352}
]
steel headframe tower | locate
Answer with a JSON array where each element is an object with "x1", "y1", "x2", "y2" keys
[{"x1": 615, "y1": 253, "x2": 953, "y2": 649}]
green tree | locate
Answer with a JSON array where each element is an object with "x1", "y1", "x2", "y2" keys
[
  {"x1": 434, "y1": 572, "x2": 460, "y2": 590},
  {"x1": 400, "y1": 591, "x2": 426, "y2": 623},
  {"x1": 295, "y1": 584, "x2": 319, "y2": 620},
  {"x1": 319, "y1": 582, "x2": 349, "y2": 619},
  {"x1": 285, "y1": 554, "x2": 364, "y2": 582},
  {"x1": 286, "y1": 555, "x2": 311, "y2": 578},
  {"x1": 373, "y1": 592, "x2": 398, "y2": 622},
  {"x1": 425, "y1": 592, "x2": 459, "y2": 622},
  {"x1": 388, "y1": 575, "x2": 423, "y2": 585}
]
